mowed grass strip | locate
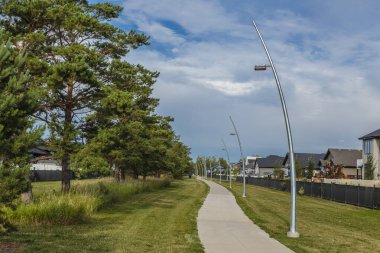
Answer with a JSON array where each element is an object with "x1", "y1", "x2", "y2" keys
[
  {"x1": 1, "y1": 179, "x2": 208, "y2": 253},
  {"x1": 217, "y1": 180, "x2": 380, "y2": 253}
]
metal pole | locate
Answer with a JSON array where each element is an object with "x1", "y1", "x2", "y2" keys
[
  {"x1": 219, "y1": 160, "x2": 222, "y2": 184},
  {"x1": 252, "y1": 20, "x2": 299, "y2": 238},
  {"x1": 203, "y1": 157, "x2": 207, "y2": 180},
  {"x1": 210, "y1": 159, "x2": 213, "y2": 180},
  {"x1": 229, "y1": 115, "x2": 246, "y2": 197},
  {"x1": 222, "y1": 139, "x2": 232, "y2": 189}
]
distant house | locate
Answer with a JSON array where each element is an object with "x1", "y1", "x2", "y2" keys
[
  {"x1": 28, "y1": 146, "x2": 63, "y2": 181},
  {"x1": 245, "y1": 156, "x2": 260, "y2": 175},
  {"x1": 320, "y1": 148, "x2": 362, "y2": 179},
  {"x1": 359, "y1": 129, "x2": 380, "y2": 180},
  {"x1": 254, "y1": 155, "x2": 285, "y2": 177},
  {"x1": 283, "y1": 153, "x2": 325, "y2": 176}
]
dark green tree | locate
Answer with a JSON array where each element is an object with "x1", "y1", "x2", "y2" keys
[
  {"x1": 364, "y1": 155, "x2": 376, "y2": 180},
  {"x1": 0, "y1": 32, "x2": 42, "y2": 207},
  {"x1": 273, "y1": 161, "x2": 284, "y2": 179},
  {"x1": 306, "y1": 160, "x2": 315, "y2": 179},
  {"x1": 165, "y1": 138, "x2": 192, "y2": 179},
  {"x1": 0, "y1": 0, "x2": 149, "y2": 192},
  {"x1": 295, "y1": 159, "x2": 303, "y2": 178}
]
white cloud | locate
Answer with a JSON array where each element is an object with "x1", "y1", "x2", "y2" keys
[{"x1": 121, "y1": 0, "x2": 380, "y2": 160}]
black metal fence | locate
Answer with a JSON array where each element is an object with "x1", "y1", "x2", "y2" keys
[
  {"x1": 236, "y1": 177, "x2": 380, "y2": 210},
  {"x1": 30, "y1": 170, "x2": 73, "y2": 182}
]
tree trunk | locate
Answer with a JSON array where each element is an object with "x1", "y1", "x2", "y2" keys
[
  {"x1": 61, "y1": 84, "x2": 73, "y2": 193},
  {"x1": 61, "y1": 151, "x2": 71, "y2": 193},
  {"x1": 121, "y1": 168, "x2": 126, "y2": 181},
  {"x1": 132, "y1": 168, "x2": 139, "y2": 179},
  {"x1": 143, "y1": 174, "x2": 146, "y2": 180},
  {"x1": 115, "y1": 164, "x2": 121, "y2": 183},
  {"x1": 155, "y1": 170, "x2": 160, "y2": 178}
]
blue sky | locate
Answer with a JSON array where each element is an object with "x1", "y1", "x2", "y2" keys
[{"x1": 95, "y1": 0, "x2": 380, "y2": 161}]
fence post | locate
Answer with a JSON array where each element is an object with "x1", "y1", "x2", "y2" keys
[
  {"x1": 345, "y1": 183, "x2": 347, "y2": 204},
  {"x1": 311, "y1": 180, "x2": 313, "y2": 197},
  {"x1": 373, "y1": 184, "x2": 376, "y2": 209},
  {"x1": 330, "y1": 182, "x2": 333, "y2": 201},
  {"x1": 357, "y1": 183, "x2": 360, "y2": 207},
  {"x1": 321, "y1": 182, "x2": 323, "y2": 199}
]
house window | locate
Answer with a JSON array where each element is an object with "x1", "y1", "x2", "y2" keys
[{"x1": 364, "y1": 140, "x2": 372, "y2": 155}]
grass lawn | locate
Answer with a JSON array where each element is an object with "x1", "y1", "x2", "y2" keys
[
  {"x1": 0, "y1": 178, "x2": 208, "y2": 253},
  {"x1": 216, "y1": 179, "x2": 380, "y2": 253}
]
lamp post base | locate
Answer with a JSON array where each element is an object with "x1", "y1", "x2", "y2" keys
[{"x1": 287, "y1": 231, "x2": 299, "y2": 238}]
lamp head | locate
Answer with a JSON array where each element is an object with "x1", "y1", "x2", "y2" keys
[{"x1": 254, "y1": 65, "x2": 268, "y2": 71}]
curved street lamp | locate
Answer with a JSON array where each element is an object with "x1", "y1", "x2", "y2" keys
[
  {"x1": 252, "y1": 20, "x2": 299, "y2": 238},
  {"x1": 221, "y1": 138, "x2": 232, "y2": 189},
  {"x1": 229, "y1": 115, "x2": 246, "y2": 197}
]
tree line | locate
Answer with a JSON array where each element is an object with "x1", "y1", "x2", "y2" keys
[{"x1": 0, "y1": 0, "x2": 192, "y2": 203}]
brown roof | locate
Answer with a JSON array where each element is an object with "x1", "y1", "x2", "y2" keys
[{"x1": 323, "y1": 148, "x2": 362, "y2": 168}]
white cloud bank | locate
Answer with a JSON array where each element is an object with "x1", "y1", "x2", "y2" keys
[{"x1": 121, "y1": 0, "x2": 380, "y2": 160}]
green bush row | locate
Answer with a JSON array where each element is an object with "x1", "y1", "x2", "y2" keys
[{"x1": 2, "y1": 178, "x2": 171, "y2": 225}]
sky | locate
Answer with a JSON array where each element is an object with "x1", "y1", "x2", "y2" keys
[{"x1": 95, "y1": 0, "x2": 380, "y2": 161}]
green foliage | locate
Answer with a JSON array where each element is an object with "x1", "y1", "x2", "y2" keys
[
  {"x1": 0, "y1": 166, "x2": 30, "y2": 208},
  {"x1": 5, "y1": 178, "x2": 171, "y2": 225},
  {"x1": 364, "y1": 155, "x2": 376, "y2": 180},
  {"x1": 273, "y1": 161, "x2": 284, "y2": 179},
  {"x1": 306, "y1": 160, "x2": 315, "y2": 179},
  {"x1": 0, "y1": 209, "x2": 15, "y2": 234},
  {"x1": 70, "y1": 144, "x2": 112, "y2": 179},
  {"x1": 0, "y1": 31, "x2": 42, "y2": 207},
  {"x1": 0, "y1": 0, "x2": 151, "y2": 192},
  {"x1": 166, "y1": 139, "x2": 192, "y2": 179},
  {"x1": 295, "y1": 159, "x2": 303, "y2": 178}
]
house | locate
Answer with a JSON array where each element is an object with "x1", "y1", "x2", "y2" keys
[
  {"x1": 359, "y1": 129, "x2": 380, "y2": 180},
  {"x1": 29, "y1": 146, "x2": 63, "y2": 181},
  {"x1": 320, "y1": 148, "x2": 362, "y2": 179},
  {"x1": 254, "y1": 155, "x2": 285, "y2": 177},
  {"x1": 283, "y1": 152, "x2": 325, "y2": 176},
  {"x1": 245, "y1": 155, "x2": 261, "y2": 175}
]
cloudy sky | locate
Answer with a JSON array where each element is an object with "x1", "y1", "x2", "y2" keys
[{"x1": 96, "y1": 0, "x2": 380, "y2": 161}]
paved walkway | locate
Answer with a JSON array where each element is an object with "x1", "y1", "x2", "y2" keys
[{"x1": 197, "y1": 178, "x2": 294, "y2": 253}]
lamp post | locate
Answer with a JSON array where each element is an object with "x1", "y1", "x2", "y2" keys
[
  {"x1": 229, "y1": 115, "x2": 246, "y2": 198},
  {"x1": 252, "y1": 20, "x2": 299, "y2": 238},
  {"x1": 209, "y1": 159, "x2": 213, "y2": 180},
  {"x1": 203, "y1": 157, "x2": 207, "y2": 180},
  {"x1": 218, "y1": 160, "x2": 222, "y2": 184},
  {"x1": 221, "y1": 139, "x2": 232, "y2": 189}
]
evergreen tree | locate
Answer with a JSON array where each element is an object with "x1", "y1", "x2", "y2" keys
[
  {"x1": 0, "y1": 32, "x2": 42, "y2": 207},
  {"x1": 273, "y1": 161, "x2": 284, "y2": 179},
  {"x1": 295, "y1": 159, "x2": 303, "y2": 178},
  {"x1": 0, "y1": 0, "x2": 149, "y2": 192},
  {"x1": 306, "y1": 160, "x2": 315, "y2": 179},
  {"x1": 364, "y1": 155, "x2": 376, "y2": 180}
]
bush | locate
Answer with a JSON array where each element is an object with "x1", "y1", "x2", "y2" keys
[
  {"x1": 0, "y1": 166, "x2": 31, "y2": 208},
  {"x1": 6, "y1": 194, "x2": 100, "y2": 225},
  {"x1": 5, "y1": 178, "x2": 171, "y2": 225}
]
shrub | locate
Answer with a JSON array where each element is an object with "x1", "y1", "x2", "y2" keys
[
  {"x1": 0, "y1": 166, "x2": 31, "y2": 208},
  {"x1": 6, "y1": 194, "x2": 100, "y2": 225},
  {"x1": 6, "y1": 178, "x2": 171, "y2": 225}
]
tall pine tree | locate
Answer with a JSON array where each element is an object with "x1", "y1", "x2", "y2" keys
[
  {"x1": 0, "y1": 0, "x2": 149, "y2": 191},
  {"x1": 0, "y1": 31, "x2": 42, "y2": 207}
]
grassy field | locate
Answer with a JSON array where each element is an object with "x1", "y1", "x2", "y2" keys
[
  {"x1": 216, "y1": 179, "x2": 380, "y2": 253},
  {"x1": 0, "y1": 178, "x2": 208, "y2": 253}
]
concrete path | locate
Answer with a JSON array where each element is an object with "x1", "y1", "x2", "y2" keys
[{"x1": 197, "y1": 178, "x2": 294, "y2": 253}]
